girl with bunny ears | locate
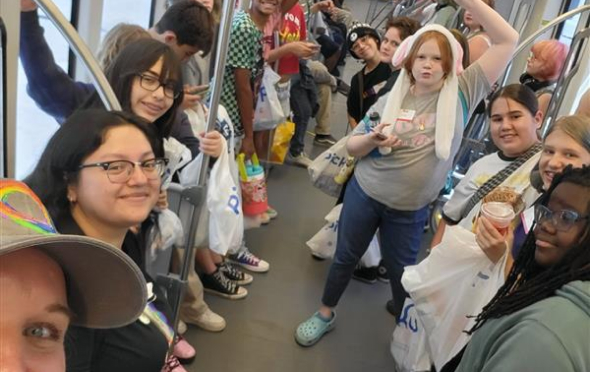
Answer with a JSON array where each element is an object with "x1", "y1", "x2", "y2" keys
[{"x1": 295, "y1": 0, "x2": 519, "y2": 347}]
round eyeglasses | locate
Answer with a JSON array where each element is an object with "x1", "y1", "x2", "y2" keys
[
  {"x1": 534, "y1": 204, "x2": 589, "y2": 232},
  {"x1": 78, "y1": 158, "x2": 169, "y2": 184},
  {"x1": 136, "y1": 74, "x2": 180, "y2": 99}
]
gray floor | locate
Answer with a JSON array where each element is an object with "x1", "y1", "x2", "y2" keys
[{"x1": 183, "y1": 2, "x2": 432, "y2": 370}]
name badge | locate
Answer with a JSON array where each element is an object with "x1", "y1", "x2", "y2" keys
[{"x1": 398, "y1": 109, "x2": 416, "y2": 122}]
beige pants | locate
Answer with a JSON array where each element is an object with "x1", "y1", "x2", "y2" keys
[
  {"x1": 171, "y1": 248, "x2": 209, "y2": 322},
  {"x1": 315, "y1": 83, "x2": 333, "y2": 135}
]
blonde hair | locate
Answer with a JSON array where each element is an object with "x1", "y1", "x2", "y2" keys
[{"x1": 97, "y1": 24, "x2": 151, "y2": 70}]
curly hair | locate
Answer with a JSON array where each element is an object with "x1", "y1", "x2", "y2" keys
[{"x1": 470, "y1": 165, "x2": 590, "y2": 333}]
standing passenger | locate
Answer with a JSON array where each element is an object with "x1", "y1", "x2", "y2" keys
[{"x1": 295, "y1": 0, "x2": 519, "y2": 346}]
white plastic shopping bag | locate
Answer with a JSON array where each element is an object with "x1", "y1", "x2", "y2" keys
[
  {"x1": 306, "y1": 204, "x2": 342, "y2": 259},
  {"x1": 402, "y1": 225, "x2": 508, "y2": 371},
  {"x1": 162, "y1": 138, "x2": 192, "y2": 189},
  {"x1": 308, "y1": 135, "x2": 351, "y2": 198},
  {"x1": 390, "y1": 298, "x2": 432, "y2": 372},
  {"x1": 254, "y1": 65, "x2": 285, "y2": 131},
  {"x1": 360, "y1": 235, "x2": 381, "y2": 267},
  {"x1": 207, "y1": 137, "x2": 244, "y2": 255},
  {"x1": 306, "y1": 205, "x2": 381, "y2": 263}
]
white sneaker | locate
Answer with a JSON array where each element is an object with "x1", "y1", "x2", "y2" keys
[
  {"x1": 186, "y1": 308, "x2": 226, "y2": 332},
  {"x1": 285, "y1": 152, "x2": 313, "y2": 168},
  {"x1": 177, "y1": 320, "x2": 188, "y2": 335}
]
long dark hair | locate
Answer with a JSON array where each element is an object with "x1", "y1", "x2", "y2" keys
[
  {"x1": 470, "y1": 165, "x2": 590, "y2": 333},
  {"x1": 24, "y1": 109, "x2": 163, "y2": 222},
  {"x1": 487, "y1": 84, "x2": 539, "y2": 117},
  {"x1": 83, "y1": 38, "x2": 184, "y2": 139}
]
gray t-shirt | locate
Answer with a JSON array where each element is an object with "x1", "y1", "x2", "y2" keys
[{"x1": 352, "y1": 63, "x2": 490, "y2": 211}]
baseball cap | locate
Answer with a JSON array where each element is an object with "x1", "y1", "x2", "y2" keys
[
  {"x1": 347, "y1": 22, "x2": 381, "y2": 59},
  {"x1": 0, "y1": 179, "x2": 147, "y2": 329}
]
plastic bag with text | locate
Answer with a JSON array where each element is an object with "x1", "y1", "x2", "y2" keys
[
  {"x1": 390, "y1": 297, "x2": 432, "y2": 372},
  {"x1": 254, "y1": 65, "x2": 285, "y2": 131},
  {"x1": 402, "y1": 225, "x2": 508, "y2": 371},
  {"x1": 207, "y1": 137, "x2": 244, "y2": 255}
]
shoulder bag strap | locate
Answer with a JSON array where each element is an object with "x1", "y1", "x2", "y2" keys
[{"x1": 460, "y1": 143, "x2": 543, "y2": 219}]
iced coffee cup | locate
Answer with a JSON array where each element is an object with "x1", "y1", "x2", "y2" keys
[{"x1": 480, "y1": 202, "x2": 515, "y2": 235}]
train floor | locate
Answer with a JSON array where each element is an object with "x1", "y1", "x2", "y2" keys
[{"x1": 183, "y1": 2, "x2": 432, "y2": 368}]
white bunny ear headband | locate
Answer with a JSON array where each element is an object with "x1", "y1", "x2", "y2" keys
[{"x1": 382, "y1": 24, "x2": 465, "y2": 160}]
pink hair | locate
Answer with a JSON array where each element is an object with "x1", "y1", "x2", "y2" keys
[{"x1": 530, "y1": 40, "x2": 569, "y2": 81}]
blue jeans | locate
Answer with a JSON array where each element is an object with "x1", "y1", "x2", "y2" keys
[{"x1": 321, "y1": 176, "x2": 428, "y2": 317}]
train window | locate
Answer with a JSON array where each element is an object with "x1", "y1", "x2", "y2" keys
[
  {"x1": 558, "y1": 0, "x2": 584, "y2": 44},
  {"x1": 100, "y1": 0, "x2": 152, "y2": 40},
  {"x1": 15, "y1": 0, "x2": 73, "y2": 179}
]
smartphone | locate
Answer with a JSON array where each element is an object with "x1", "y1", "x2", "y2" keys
[{"x1": 188, "y1": 85, "x2": 210, "y2": 95}]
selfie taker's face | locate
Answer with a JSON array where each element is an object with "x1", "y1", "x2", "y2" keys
[
  {"x1": 0, "y1": 249, "x2": 70, "y2": 372},
  {"x1": 534, "y1": 182, "x2": 590, "y2": 267}
]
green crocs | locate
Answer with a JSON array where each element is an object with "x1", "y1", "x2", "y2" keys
[{"x1": 295, "y1": 311, "x2": 336, "y2": 347}]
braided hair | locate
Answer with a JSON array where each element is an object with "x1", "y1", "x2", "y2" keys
[{"x1": 469, "y1": 165, "x2": 590, "y2": 333}]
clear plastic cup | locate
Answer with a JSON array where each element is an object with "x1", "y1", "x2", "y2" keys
[{"x1": 480, "y1": 202, "x2": 515, "y2": 234}]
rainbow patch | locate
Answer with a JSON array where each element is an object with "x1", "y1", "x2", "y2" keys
[{"x1": 0, "y1": 180, "x2": 56, "y2": 234}]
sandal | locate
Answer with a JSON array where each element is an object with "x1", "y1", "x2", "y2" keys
[{"x1": 295, "y1": 311, "x2": 336, "y2": 347}]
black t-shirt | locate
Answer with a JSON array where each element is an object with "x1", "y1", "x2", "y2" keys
[
  {"x1": 56, "y1": 216, "x2": 172, "y2": 372},
  {"x1": 347, "y1": 62, "x2": 392, "y2": 123}
]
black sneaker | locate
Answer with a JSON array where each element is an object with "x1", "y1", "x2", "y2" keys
[
  {"x1": 217, "y1": 261, "x2": 253, "y2": 286},
  {"x1": 352, "y1": 265, "x2": 378, "y2": 284},
  {"x1": 201, "y1": 270, "x2": 248, "y2": 300},
  {"x1": 377, "y1": 261, "x2": 389, "y2": 283},
  {"x1": 314, "y1": 134, "x2": 337, "y2": 147},
  {"x1": 386, "y1": 299, "x2": 398, "y2": 319}
]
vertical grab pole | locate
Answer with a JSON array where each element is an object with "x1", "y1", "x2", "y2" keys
[
  {"x1": 33, "y1": 0, "x2": 121, "y2": 111},
  {"x1": 196, "y1": 0, "x2": 237, "y2": 187},
  {"x1": 166, "y1": 0, "x2": 237, "y2": 352}
]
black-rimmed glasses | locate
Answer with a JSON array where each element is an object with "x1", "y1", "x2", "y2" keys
[
  {"x1": 78, "y1": 158, "x2": 169, "y2": 184},
  {"x1": 136, "y1": 74, "x2": 180, "y2": 99},
  {"x1": 534, "y1": 204, "x2": 589, "y2": 232}
]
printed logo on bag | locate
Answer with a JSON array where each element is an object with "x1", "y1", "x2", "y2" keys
[
  {"x1": 325, "y1": 153, "x2": 347, "y2": 168},
  {"x1": 259, "y1": 85, "x2": 267, "y2": 103},
  {"x1": 398, "y1": 302, "x2": 419, "y2": 333},
  {"x1": 228, "y1": 187, "x2": 240, "y2": 215}
]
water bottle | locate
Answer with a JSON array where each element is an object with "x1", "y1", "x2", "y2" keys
[{"x1": 237, "y1": 153, "x2": 269, "y2": 216}]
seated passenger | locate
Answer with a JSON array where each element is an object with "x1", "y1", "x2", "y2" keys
[
  {"x1": 431, "y1": 84, "x2": 544, "y2": 249},
  {"x1": 0, "y1": 180, "x2": 147, "y2": 372},
  {"x1": 520, "y1": 39, "x2": 569, "y2": 115},
  {"x1": 19, "y1": 0, "x2": 217, "y2": 157},
  {"x1": 476, "y1": 115, "x2": 590, "y2": 264},
  {"x1": 295, "y1": 0, "x2": 518, "y2": 347},
  {"x1": 346, "y1": 23, "x2": 391, "y2": 129},
  {"x1": 377, "y1": 16, "x2": 421, "y2": 98},
  {"x1": 444, "y1": 165, "x2": 590, "y2": 372},
  {"x1": 25, "y1": 109, "x2": 187, "y2": 371}
]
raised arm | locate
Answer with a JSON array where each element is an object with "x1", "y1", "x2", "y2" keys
[
  {"x1": 455, "y1": 0, "x2": 518, "y2": 85},
  {"x1": 19, "y1": 4, "x2": 94, "y2": 124}
]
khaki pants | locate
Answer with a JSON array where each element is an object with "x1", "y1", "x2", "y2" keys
[
  {"x1": 315, "y1": 83, "x2": 333, "y2": 135},
  {"x1": 171, "y1": 248, "x2": 209, "y2": 322}
]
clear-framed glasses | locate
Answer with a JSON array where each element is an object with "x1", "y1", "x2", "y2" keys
[
  {"x1": 136, "y1": 74, "x2": 180, "y2": 99},
  {"x1": 78, "y1": 158, "x2": 169, "y2": 184},
  {"x1": 534, "y1": 204, "x2": 589, "y2": 232}
]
